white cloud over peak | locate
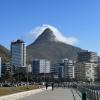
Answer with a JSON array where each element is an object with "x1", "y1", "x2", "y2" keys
[{"x1": 29, "y1": 24, "x2": 78, "y2": 45}]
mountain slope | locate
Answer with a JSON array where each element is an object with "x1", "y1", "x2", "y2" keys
[
  {"x1": 27, "y1": 27, "x2": 84, "y2": 64},
  {"x1": 0, "y1": 45, "x2": 10, "y2": 63}
]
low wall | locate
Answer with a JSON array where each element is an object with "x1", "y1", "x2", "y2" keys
[{"x1": 0, "y1": 87, "x2": 51, "y2": 100}]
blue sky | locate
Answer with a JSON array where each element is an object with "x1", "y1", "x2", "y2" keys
[{"x1": 0, "y1": 0, "x2": 100, "y2": 55}]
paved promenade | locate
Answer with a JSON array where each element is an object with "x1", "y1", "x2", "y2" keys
[{"x1": 19, "y1": 88, "x2": 81, "y2": 100}]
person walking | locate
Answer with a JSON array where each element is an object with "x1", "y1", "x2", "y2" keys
[
  {"x1": 45, "y1": 82, "x2": 48, "y2": 90},
  {"x1": 51, "y1": 82, "x2": 54, "y2": 91}
]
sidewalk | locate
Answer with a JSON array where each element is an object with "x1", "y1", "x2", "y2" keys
[{"x1": 19, "y1": 88, "x2": 81, "y2": 100}]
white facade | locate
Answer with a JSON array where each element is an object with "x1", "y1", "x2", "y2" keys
[
  {"x1": 32, "y1": 59, "x2": 51, "y2": 74},
  {"x1": 39, "y1": 59, "x2": 50, "y2": 73},
  {"x1": 55, "y1": 58, "x2": 75, "y2": 79},
  {"x1": 64, "y1": 60, "x2": 75, "y2": 79},
  {"x1": 11, "y1": 40, "x2": 26, "y2": 67},
  {"x1": 64, "y1": 59, "x2": 75, "y2": 79},
  {"x1": 0, "y1": 57, "x2": 1, "y2": 77},
  {"x1": 27, "y1": 64, "x2": 32, "y2": 73},
  {"x1": 85, "y1": 63, "x2": 97, "y2": 81},
  {"x1": 90, "y1": 52, "x2": 98, "y2": 63},
  {"x1": 75, "y1": 62, "x2": 98, "y2": 81}
]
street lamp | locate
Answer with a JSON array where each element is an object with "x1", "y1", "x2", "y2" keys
[
  {"x1": 26, "y1": 64, "x2": 29, "y2": 88},
  {"x1": 43, "y1": 60, "x2": 46, "y2": 83}
]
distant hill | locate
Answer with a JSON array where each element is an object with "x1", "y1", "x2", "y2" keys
[
  {"x1": 27, "y1": 27, "x2": 84, "y2": 64},
  {"x1": 0, "y1": 45, "x2": 10, "y2": 63}
]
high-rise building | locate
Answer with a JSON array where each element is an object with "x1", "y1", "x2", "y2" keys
[
  {"x1": 11, "y1": 39, "x2": 26, "y2": 68},
  {"x1": 0, "y1": 57, "x2": 1, "y2": 77},
  {"x1": 32, "y1": 59, "x2": 51, "y2": 74},
  {"x1": 55, "y1": 62, "x2": 64, "y2": 78},
  {"x1": 64, "y1": 60, "x2": 75, "y2": 79},
  {"x1": 77, "y1": 51, "x2": 98, "y2": 63},
  {"x1": 76, "y1": 51, "x2": 99, "y2": 82},
  {"x1": 75, "y1": 62, "x2": 98, "y2": 82},
  {"x1": 55, "y1": 58, "x2": 75, "y2": 79}
]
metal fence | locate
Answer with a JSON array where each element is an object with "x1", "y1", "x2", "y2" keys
[{"x1": 76, "y1": 84, "x2": 100, "y2": 100}]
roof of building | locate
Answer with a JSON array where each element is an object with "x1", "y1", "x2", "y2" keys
[{"x1": 11, "y1": 39, "x2": 25, "y2": 44}]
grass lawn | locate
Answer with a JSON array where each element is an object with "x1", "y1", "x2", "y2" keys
[{"x1": 0, "y1": 85, "x2": 39, "y2": 96}]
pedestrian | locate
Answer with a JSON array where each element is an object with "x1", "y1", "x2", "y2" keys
[
  {"x1": 45, "y1": 82, "x2": 48, "y2": 90},
  {"x1": 51, "y1": 82, "x2": 54, "y2": 91}
]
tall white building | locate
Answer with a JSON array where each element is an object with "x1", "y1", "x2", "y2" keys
[
  {"x1": 11, "y1": 39, "x2": 26, "y2": 68},
  {"x1": 76, "y1": 51, "x2": 99, "y2": 82},
  {"x1": 64, "y1": 59, "x2": 75, "y2": 79},
  {"x1": 55, "y1": 58, "x2": 75, "y2": 79},
  {"x1": 75, "y1": 62, "x2": 98, "y2": 82},
  {"x1": 0, "y1": 57, "x2": 1, "y2": 77},
  {"x1": 32, "y1": 59, "x2": 51, "y2": 74}
]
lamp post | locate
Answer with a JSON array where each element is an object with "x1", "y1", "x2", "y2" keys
[
  {"x1": 26, "y1": 64, "x2": 29, "y2": 88},
  {"x1": 44, "y1": 60, "x2": 46, "y2": 83}
]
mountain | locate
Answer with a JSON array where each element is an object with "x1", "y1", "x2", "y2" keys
[
  {"x1": 0, "y1": 45, "x2": 10, "y2": 63},
  {"x1": 34, "y1": 28, "x2": 56, "y2": 43},
  {"x1": 27, "y1": 27, "x2": 83, "y2": 64}
]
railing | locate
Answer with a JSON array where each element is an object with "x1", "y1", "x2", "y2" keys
[{"x1": 76, "y1": 83, "x2": 100, "y2": 100}]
